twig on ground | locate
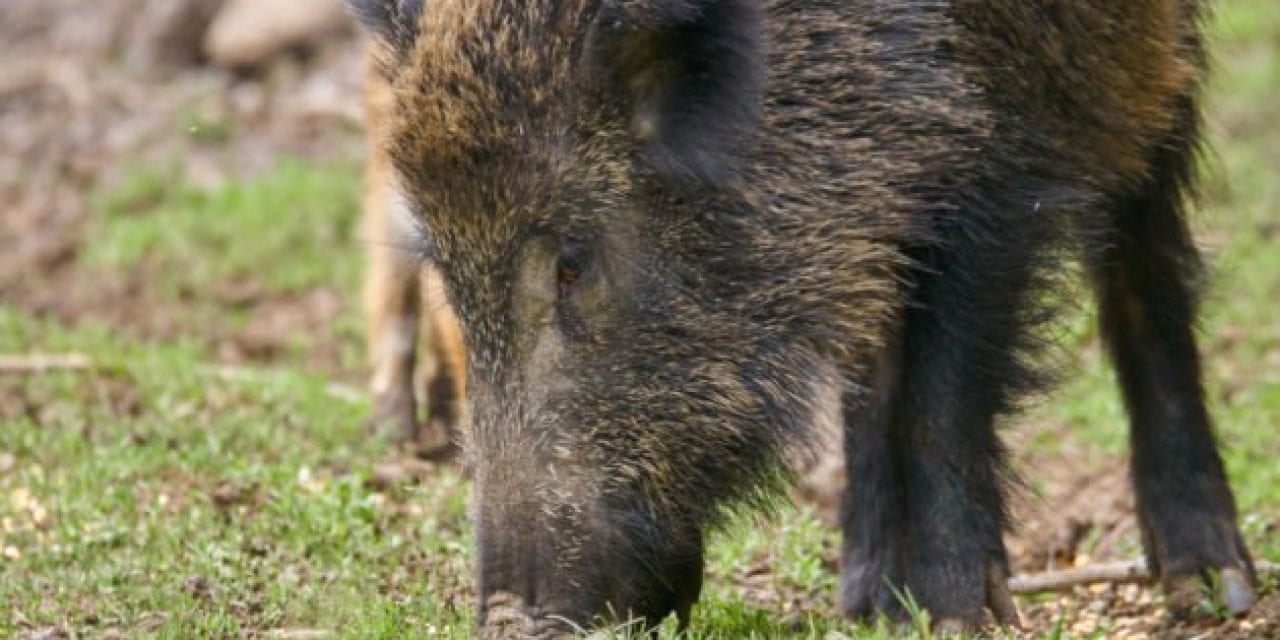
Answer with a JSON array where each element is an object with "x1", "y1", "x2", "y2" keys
[
  {"x1": 204, "y1": 365, "x2": 363, "y2": 404},
  {"x1": 0, "y1": 353, "x2": 94, "y2": 374},
  {"x1": 1009, "y1": 560, "x2": 1278, "y2": 594},
  {"x1": 1009, "y1": 561, "x2": 1150, "y2": 594}
]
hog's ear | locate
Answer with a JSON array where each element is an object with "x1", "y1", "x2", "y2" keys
[
  {"x1": 347, "y1": 0, "x2": 423, "y2": 54},
  {"x1": 591, "y1": 0, "x2": 765, "y2": 188}
]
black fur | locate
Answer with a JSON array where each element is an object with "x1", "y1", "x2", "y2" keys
[
  {"x1": 592, "y1": 0, "x2": 765, "y2": 187},
  {"x1": 346, "y1": 0, "x2": 422, "y2": 53},
  {"x1": 1087, "y1": 92, "x2": 1255, "y2": 590}
]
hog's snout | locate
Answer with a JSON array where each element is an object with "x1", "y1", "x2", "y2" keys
[
  {"x1": 475, "y1": 498, "x2": 705, "y2": 637},
  {"x1": 475, "y1": 518, "x2": 600, "y2": 637}
]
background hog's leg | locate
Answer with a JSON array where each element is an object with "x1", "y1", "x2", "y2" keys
[
  {"x1": 1087, "y1": 95, "x2": 1256, "y2": 617},
  {"x1": 416, "y1": 266, "x2": 465, "y2": 460},
  {"x1": 363, "y1": 66, "x2": 422, "y2": 444},
  {"x1": 364, "y1": 209, "x2": 423, "y2": 444}
]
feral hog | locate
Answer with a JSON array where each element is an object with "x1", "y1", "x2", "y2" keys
[{"x1": 350, "y1": 0, "x2": 1257, "y2": 634}]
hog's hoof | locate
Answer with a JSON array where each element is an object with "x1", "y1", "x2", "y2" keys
[
  {"x1": 839, "y1": 554, "x2": 903, "y2": 622},
  {"x1": 1163, "y1": 565, "x2": 1256, "y2": 619},
  {"x1": 928, "y1": 563, "x2": 1022, "y2": 633},
  {"x1": 1144, "y1": 508, "x2": 1256, "y2": 619},
  {"x1": 368, "y1": 389, "x2": 419, "y2": 444},
  {"x1": 1220, "y1": 567, "x2": 1259, "y2": 615},
  {"x1": 413, "y1": 418, "x2": 459, "y2": 462},
  {"x1": 982, "y1": 561, "x2": 1024, "y2": 629},
  {"x1": 840, "y1": 558, "x2": 1022, "y2": 633}
]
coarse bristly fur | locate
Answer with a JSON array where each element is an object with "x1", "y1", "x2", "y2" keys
[{"x1": 349, "y1": 0, "x2": 1256, "y2": 635}]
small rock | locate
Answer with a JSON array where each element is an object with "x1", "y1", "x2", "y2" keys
[
  {"x1": 126, "y1": 0, "x2": 226, "y2": 69},
  {"x1": 210, "y1": 482, "x2": 248, "y2": 509},
  {"x1": 182, "y1": 575, "x2": 214, "y2": 600},
  {"x1": 204, "y1": 0, "x2": 351, "y2": 70}
]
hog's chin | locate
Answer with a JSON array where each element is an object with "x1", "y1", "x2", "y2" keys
[{"x1": 479, "y1": 592, "x2": 577, "y2": 640}]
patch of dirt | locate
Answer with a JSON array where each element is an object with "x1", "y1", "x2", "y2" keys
[
  {"x1": 1006, "y1": 435, "x2": 1140, "y2": 575},
  {"x1": 1005, "y1": 420, "x2": 1279, "y2": 637},
  {"x1": 1018, "y1": 586, "x2": 1280, "y2": 640}
]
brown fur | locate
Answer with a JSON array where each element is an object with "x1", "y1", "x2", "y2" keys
[{"x1": 954, "y1": 0, "x2": 1204, "y2": 187}]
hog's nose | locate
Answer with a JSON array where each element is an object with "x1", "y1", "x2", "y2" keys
[
  {"x1": 475, "y1": 535, "x2": 691, "y2": 637},
  {"x1": 479, "y1": 592, "x2": 577, "y2": 639},
  {"x1": 473, "y1": 498, "x2": 702, "y2": 635},
  {"x1": 478, "y1": 590, "x2": 683, "y2": 639},
  {"x1": 475, "y1": 521, "x2": 604, "y2": 637}
]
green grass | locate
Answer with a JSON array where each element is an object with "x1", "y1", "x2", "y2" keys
[
  {"x1": 0, "y1": 308, "x2": 479, "y2": 638},
  {"x1": 2, "y1": 1, "x2": 1278, "y2": 638},
  {"x1": 78, "y1": 156, "x2": 369, "y2": 372},
  {"x1": 86, "y1": 158, "x2": 363, "y2": 297}
]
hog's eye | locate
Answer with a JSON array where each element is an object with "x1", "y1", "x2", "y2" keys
[{"x1": 556, "y1": 244, "x2": 589, "y2": 298}]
